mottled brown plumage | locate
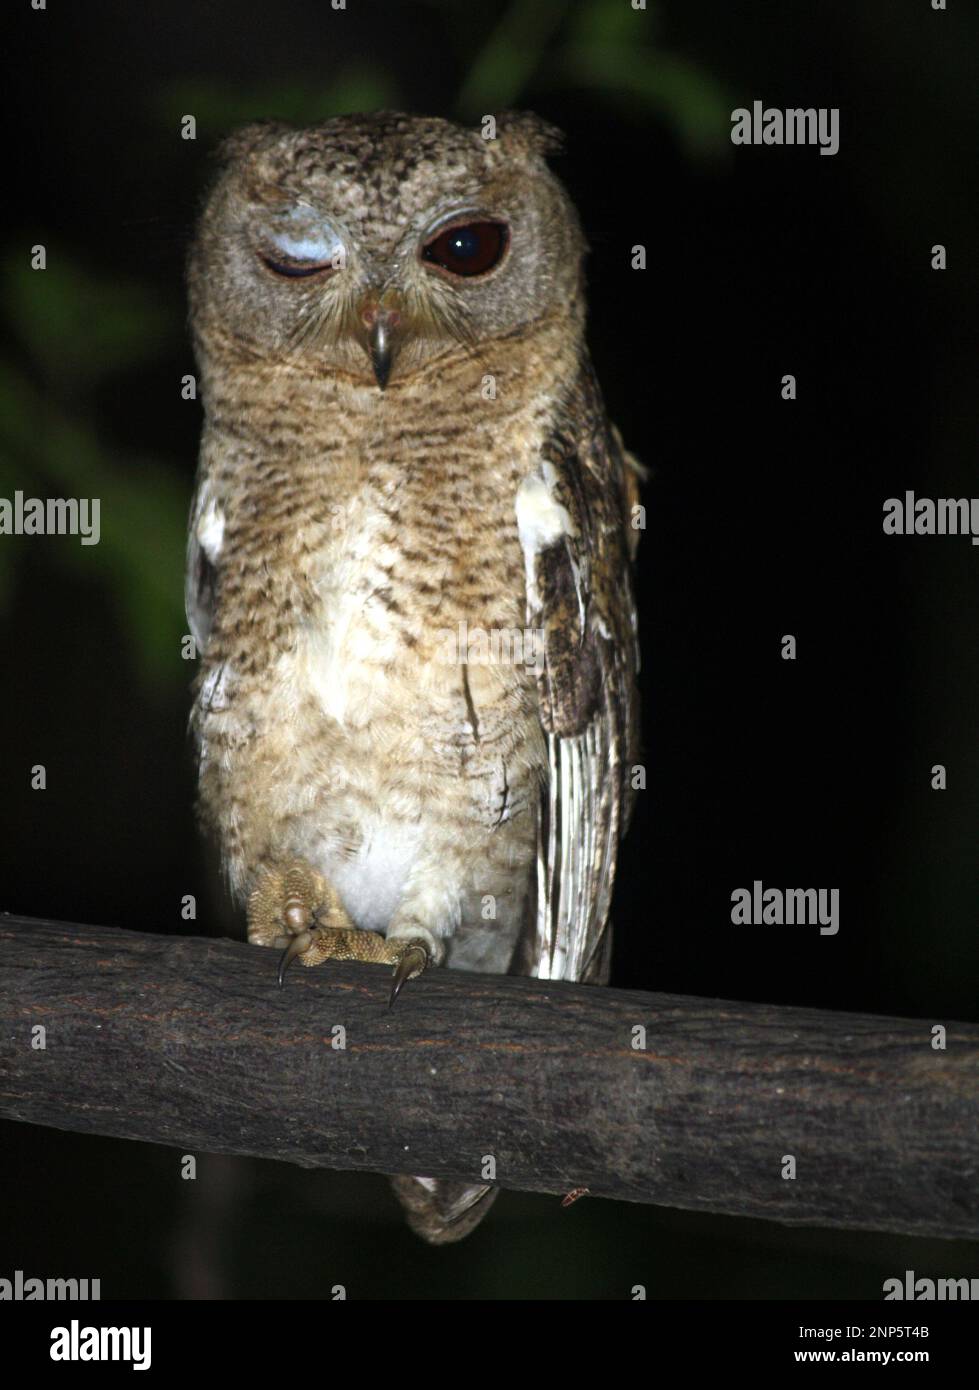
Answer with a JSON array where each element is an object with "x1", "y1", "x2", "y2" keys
[{"x1": 186, "y1": 111, "x2": 641, "y2": 1242}]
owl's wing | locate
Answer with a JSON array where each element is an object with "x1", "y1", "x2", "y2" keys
[
  {"x1": 185, "y1": 460, "x2": 224, "y2": 653},
  {"x1": 515, "y1": 365, "x2": 642, "y2": 986}
]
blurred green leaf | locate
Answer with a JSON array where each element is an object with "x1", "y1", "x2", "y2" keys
[
  {"x1": 570, "y1": 0, "x2": 663, "y2": 47},
  {"x1": 455, "y1": 0, "x2": 572, "y2": 115},
  {"x1": 2, "y1": 253, "x2": 176, "y2": 388},
  {"x1": 448, "y1": 0, "x2": 725, "y2": 156},
  {"x1": 560, "y1": 43, "x2": 730, "y2": 156},
  {"x1": 326, "y1": 66, "x2": 400, "y2": 116},
  {"x1": 156, "y1": 67, "x2": 400, "y2": 136},
  {"x1": 0, "y1": 362, "x2": 186, "y2": 687}
]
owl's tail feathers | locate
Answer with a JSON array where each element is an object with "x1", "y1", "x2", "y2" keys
[{"x1": 390, "y1": 1175, "x2": 499, "y2": 1245}]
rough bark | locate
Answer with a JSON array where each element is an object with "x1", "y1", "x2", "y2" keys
[{"x1": 1, "y1": 915, "x2": 976, "y2": 1238}]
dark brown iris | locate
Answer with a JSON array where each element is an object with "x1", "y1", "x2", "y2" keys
[{"x1": 422, "y1": 221, "x2": 509, "y2": 277}]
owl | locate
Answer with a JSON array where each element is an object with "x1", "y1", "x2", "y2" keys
[{"x1": 185, "y1": 111, "x2": 642, "y2": 1243}]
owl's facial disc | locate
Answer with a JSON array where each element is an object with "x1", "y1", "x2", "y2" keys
[{"x1": 192, "y1": 115, "x2": 588, "y2": 391}]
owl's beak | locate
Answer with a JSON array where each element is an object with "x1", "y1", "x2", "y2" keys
[{"x1": 359, "y1": 298, "x2": 403, "y2": 390}]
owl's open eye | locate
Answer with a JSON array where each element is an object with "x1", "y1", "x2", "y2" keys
[{"x1": 421, "y1": 221, "x2": 509, "y2": 278}]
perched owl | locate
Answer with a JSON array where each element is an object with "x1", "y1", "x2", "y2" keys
[{"x1": 186, "y1": 112, "x2": 642, "y2": 1243}]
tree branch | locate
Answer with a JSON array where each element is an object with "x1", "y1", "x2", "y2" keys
[{"x1": 1, "y1": 915, "x2": 976, "y2": 1238}]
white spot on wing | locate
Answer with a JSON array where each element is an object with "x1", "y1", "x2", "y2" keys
[
  {"x1": 196, "y1": 498, "x2": 225, "y2": 564},
  {"x1": 515, "y1": 471, "x2": 574, "y2": 611}
]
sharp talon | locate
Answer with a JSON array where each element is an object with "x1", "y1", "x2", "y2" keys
[
  {"x1": 277, "y1": 930, "x2": 313, "y2": 987},
  {"x1": 389, "y1": 945, "x2": 428, "y2": 1008}
]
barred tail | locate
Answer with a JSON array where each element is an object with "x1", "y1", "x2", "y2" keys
[{"x1": 390, "y1": 1175, "x2": 499, "y2": 1244}]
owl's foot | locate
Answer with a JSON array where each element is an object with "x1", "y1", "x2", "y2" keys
[
  {"x1": 278, "y1": 927, "x2": 429, "y2": 1007},
  {"x1": 246, "y1": 858, "x2": 429, "y2": 1005},
  {"x1": 247, "y1": 857, "x2": 349, "y2": 949}
]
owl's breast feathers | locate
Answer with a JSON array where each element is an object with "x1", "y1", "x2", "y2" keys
[{"x1": 187, "y1": 349, "x2": 640, "y2": 984}]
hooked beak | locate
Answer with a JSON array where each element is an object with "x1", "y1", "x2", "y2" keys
[{"x1": 359, "y1": 297, "x2": 403, "y2": 390}]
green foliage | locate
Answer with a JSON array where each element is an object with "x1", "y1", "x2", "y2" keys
[
  {"x1": 447, "y1": 0, "x2": 728, "y2": 154},
  {"x1": 560, "y1": 43, "x2": 730, "y2": 157},
  {"x1": 3, "y1": 255, "x2": 176, "y2": 389},
  {"x1": 454, "y1": 0, "x2": 572, "y2": 114},
  {"x1": 156, "y1": 65, "x2": 400, "y2": 134},
  {"x1": 0, "y1": 255, "x2": 186, "y2": 687},
  {"x1": 155, "y1": 0, "x2": 727, "y2": 151}
]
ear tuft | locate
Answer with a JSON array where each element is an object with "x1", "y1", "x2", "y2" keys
[
  {"x1": 212, "y1": 120, "x2": 293, "y2": 167},
  {"x1": 492, "y1": 110, "x2": 565, "y2": 159}
]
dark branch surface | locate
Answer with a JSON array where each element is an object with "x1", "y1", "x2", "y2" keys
[{"x1": 1, "y1": 915, "x2": 977, "y2": 1238}]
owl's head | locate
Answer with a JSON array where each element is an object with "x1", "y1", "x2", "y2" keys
[{"x1": 188, "y1": 112, "x2": 585, "y2": 388}]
